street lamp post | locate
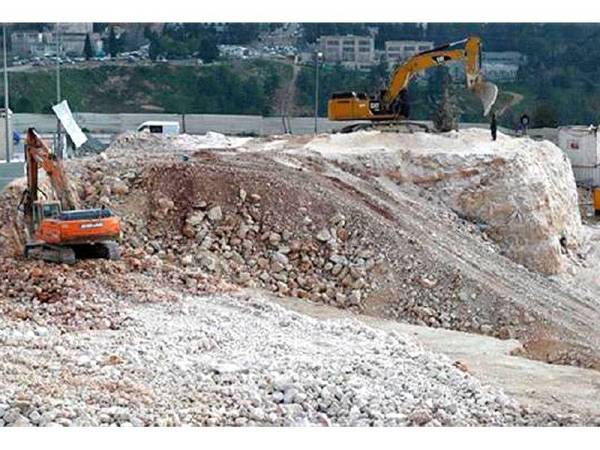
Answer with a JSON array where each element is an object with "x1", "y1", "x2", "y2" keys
[
  {"x1": 314, "y1": 51, "x2": 323, "y2": 134},
  {"x1": 2, "y1": 24, "x2": 10, "y2": 163},
  {"x1": 55, "y1": 23, "x2": 62, "y2": 159}
]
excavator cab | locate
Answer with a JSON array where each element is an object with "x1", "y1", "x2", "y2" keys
[{"x1": 33, "y1": 201, "x2": 61, "y2": 226}]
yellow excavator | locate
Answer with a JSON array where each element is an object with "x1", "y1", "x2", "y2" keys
[{"x1": 327, "y1": 36, "x2": 498, "y2": 131}]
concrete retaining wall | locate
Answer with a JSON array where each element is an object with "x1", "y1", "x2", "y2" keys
[
  {"x1": 13, "y1": 113, "x2": 354, "y2": 136},
  {"x1": 0, "y1": 162, "x2": 25, "y2": 191}
]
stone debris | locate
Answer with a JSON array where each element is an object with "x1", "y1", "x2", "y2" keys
[
  {"x1": 302, "y1": 129, "x2": 582, "y2": 274},
  {"x1": 0, "y1": 294, "x2": 580, "y2": 427},
  {"x1": 0, "y1": 129, "x2": 598, "y2": 426}
]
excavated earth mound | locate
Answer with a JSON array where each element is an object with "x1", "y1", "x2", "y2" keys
[
  {"x1": 0, "y1": 130, "x2": 598, "y2": 426},
  {"x1": 300, "y1": 129, "x2": 582, "y2": 275}
]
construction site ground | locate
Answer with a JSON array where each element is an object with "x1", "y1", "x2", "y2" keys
[
  {"x1": 0, "y1": 129, "x2": 598, "y2": 426},
  {"x1": 272, "y1": 291, "x2": 600, "y2": 421}
]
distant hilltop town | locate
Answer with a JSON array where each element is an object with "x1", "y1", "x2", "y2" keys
[{"x1": 4, "y1": 23, "x2": 524, "y2": 82}]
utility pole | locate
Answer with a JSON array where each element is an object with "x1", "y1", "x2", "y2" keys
[
  {"x1": 55, "y1": 23, "x2": 62, "y2": 159},
  {"x1": 2, "y1": 24, "x2": 10, "y2": 163},
  {"x1": 314, "y1": 51, "x2": 322, "y2": 134}
]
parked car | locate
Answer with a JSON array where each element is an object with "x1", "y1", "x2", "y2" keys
[{"x1": 136, "y1": 121, "x2": 180, "y2": 136}]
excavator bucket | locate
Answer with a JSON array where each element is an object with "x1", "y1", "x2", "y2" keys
[{"x1": 472, "y1": 81, "x2": 499, "y2": 116}]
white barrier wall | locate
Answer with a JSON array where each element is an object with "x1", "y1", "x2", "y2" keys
[
  {"x1": 14, "y1": 113, "x2": 357, "y2": 136},
  {"x1": 558, "y1": 126, "x2": 600, "y2": 167},
  {"x1": 0, "y1": 162, "x2": 25, "y2": 190},
  {"x1": 14, "y1": 112, "x2": 500, "y2": 137}
]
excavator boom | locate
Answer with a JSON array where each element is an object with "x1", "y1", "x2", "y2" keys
[{"x1": 23, "y1": 128, "x2": 79, "y2": 228}]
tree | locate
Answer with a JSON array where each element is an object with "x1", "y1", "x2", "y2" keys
[
  {"x1": 433, "y1": 69, "x2": 460, "y2": 132},
  {"x1": 83, "y1": 34, "x2": 94, "y2": 60},
  {"x1": 197, "y1": 36, "x2": 219, "y2": 63},
  {"x1": 107, "y1": 26, "x2": 118, "y2": 57},
  {"x1": 367, "y1": 60, "x2": 389, "y2": 91},
  {"x1": 14, "y1": 97, "x2": 33, "y2": 113},
  {"x1": 533, "y1": 102, "x2": 560, "y2": 128},
  {"x1": 145, "y1": 29, "x2": 162, "y2": 61}
]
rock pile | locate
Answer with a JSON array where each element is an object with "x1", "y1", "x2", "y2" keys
[
  {"x1": 302, "y1": 129, "x2": 582, "y2": 274},
  {"x1": 65, "y1": 154, "x2": 385, "y2": 313},
  {"x1": 1, "y1": 293, "x2": 577, "y2": 427},
  {"x1": 0, "y1": 130, "x2": 597, "y2": 373}
]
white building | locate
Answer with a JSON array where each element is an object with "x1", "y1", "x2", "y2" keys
[
  {"x1": 480, "y1": 52, "x2": 525, "y2": 82},
  {"x1": 12, "y1": 23, "x2": 96, "y2": 57},
  {"x1": 318, "y1": 35, "x2": 375, "y2": 70},
  {"x1": 11, "y1": 31, "x2": 55, "y2": 57},
  {"x1": 448, "y1": 62, "x2": 520, "y2": 82},
  {"x1": 483, "y1": 51, "x2": 526, "y2": 65},
  {"x1": 482, "y1": 62, "x2": 520, "y2": 82},
  {"x1": 384, "y1": 40, "x2": 434, "y2": 69},
  {"x1": 57, "y1": 23, "x2": 94, "y2": 56},
  {"x1": 56, "y1": 23, "x2": 93, "y2": 35}
]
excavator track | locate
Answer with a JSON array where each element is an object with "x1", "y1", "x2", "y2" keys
[
  {"x1": 24, "y1": 241, "x2": 120, "y2": 264},
  {"x1": 72, "y1": 241, "x2": 121, "y2": 261},
  {"x1": 25, "y1": 243, "x2": 76, "y2": 265},
  {"x1": 338, "y1": 121, "x2": 431, "y2": 134}
]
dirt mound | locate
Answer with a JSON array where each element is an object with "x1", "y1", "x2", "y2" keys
[
  {"x1": 301, "y1": 129, "x2": 582, "y2": 274},
  {"x1": 0, "y1": 131, "x2": 598, "y2": 372}
]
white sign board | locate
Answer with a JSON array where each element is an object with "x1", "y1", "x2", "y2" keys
[{"x1": 52, "y1": 100, "x2": 88, "y2": 148}]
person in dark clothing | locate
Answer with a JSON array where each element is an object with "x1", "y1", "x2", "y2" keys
[{"x1": 490, "y1": 112, "x2": 497, "y2": 141}]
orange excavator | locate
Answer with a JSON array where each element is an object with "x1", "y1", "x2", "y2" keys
[{"x1": 18, "y1": 128, "x2": 121, "y2": 264}]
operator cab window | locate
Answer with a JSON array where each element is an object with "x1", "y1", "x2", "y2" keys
[
  {"x1": 331, "y1": 92, "x2": 357, "y2": 99},
  {"x1": 42, "y1": 203, "x2": 61, "y2": 219},
  {"x1": 149, "y1": 125, "x2": 163, "y2": 133}
]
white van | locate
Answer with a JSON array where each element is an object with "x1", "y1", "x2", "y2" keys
[{"x1": 137, "y1": 121, "x2": 180, "y2": 136}]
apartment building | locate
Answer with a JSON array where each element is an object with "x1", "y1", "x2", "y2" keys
[
  {"x1": 384, "y1": 40, "x2": 434, "y2": 69},
  {"x1": 448, "y1": 51, "x2": 524, "y2": 82},
  {"x1": 11, "y1": 23, "x2": 95, "y2": 57},
  {"x1": 11, "y1": 31, "x2": 55, "y2": 57},
  {"x1": 318, "y1": 35, "x2": 375, "y2": 70}
]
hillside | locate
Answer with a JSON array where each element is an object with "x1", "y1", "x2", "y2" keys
[
  {"x1": 5, "y1": 60, "x2": 521, "y2": 124},
  {"x1": 5, "y1": 56, "x2": 596, "y2": 129},
  {"x1": 7, "y1": 60, "x2": 293, "y2": 115}
]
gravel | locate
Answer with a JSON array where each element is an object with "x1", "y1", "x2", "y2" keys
[
  {"x1": 0, "y1": 292, "x2": 536, "y2": 427},
  {"x1": 0, "y1": 130, "x2": 597, "y2": 426}
]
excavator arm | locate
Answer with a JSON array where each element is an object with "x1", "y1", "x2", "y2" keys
[
  {"x1": 23, "y1": 128, "x2": 79, "y2": 212},
  {"x1": 383, "y1": 37, "x2": 497, "y2": 116}
]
